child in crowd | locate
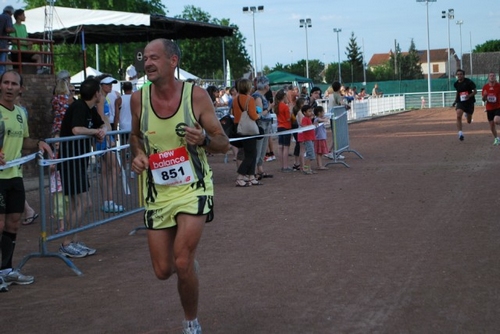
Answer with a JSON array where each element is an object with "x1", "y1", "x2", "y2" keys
[
  {"x1": 297, "y1": 105, "x2": 316, "y2": 175},
  {"x1": 274, "y1": 89, "x2": 292, "y2": 172},
  {"x1": 292, "y1": 97, "x2": 306, "y2": 171},
  {"x1": 313, "y1": 106, "x2": 330, "y2": 170},
  {"x1": 50, "y1": 142, "x2": 65, "y2": 233}
]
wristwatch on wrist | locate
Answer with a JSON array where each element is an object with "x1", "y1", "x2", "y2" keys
[{"x1": 199, "y1": 134, "x2": 211, "y2": 147}]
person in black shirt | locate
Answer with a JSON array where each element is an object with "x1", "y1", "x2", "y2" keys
[
  {"x1": 58, "y1": 78, "x2": 107, "y2": 258},
  {"x1": 453, "y1": 69, "x2": 477, "y2": 141}
]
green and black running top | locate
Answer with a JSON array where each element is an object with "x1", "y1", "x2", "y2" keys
[{"x1": 139, "y1": 81, "x2": 214, "y2": 208}]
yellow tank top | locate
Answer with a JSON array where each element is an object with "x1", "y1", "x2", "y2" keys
[
  {"x1": 140, "y1": 82, "x2": 213, "y2": 206},
  {"x1": 0, "y1": 105, "x2": 29, "y2": 179}
]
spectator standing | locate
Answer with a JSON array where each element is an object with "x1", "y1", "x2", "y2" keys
[
  {"x1": 126, "y1": 64, "x2": 138, "y2": 91},
  {"x1": 291, "y1": 97, "x2": 306, "y2": 171},
  {"x1": 51, "y1": 78, "x2": 72, "y2": 137},
  {"x1": 453, "y1": 69, "x2": 477, "y2": 141},
  {"x1": 97, "y1": 75, "x2": 124, "y2": 213},
  {"x1": 58, "y1": 77, "x2": 107, "y2": 258},
  {"x1": 307, "y1": 86, "x2": 322, "y2": 107},
  {"x1": 274, "y1": 89, "x2": 292, "y2": 172},
  {"x1": 0, "y1": 70, "x2": 52, "y2": 291},
  {"x1": 297, "y1": 104, "x2": 316, "y2": 174},
  {"x1": 313, "y1": 106, "x2": 329, "y2": 170},
  {"x1": 482, "y1": 72, "x2": 500, "y2": 145},
  {"x1": 252, "y1": 76, "x2": 273, "y2": 180},
  {"x1": 0, "y1": 6, "x2": 14, "y2": 75},
  {"x1": 116, "y1": 81, "x2": 133, "y2": 133},
  {"x1": 130, "y1": 38, "x2": 230, "y2": 334},
  {"x1": 233, "y1": 78, "x2": 261, "y2": 186},
  {"x1": 116, "y1": 81, "x2": 133, "y2": 176}
]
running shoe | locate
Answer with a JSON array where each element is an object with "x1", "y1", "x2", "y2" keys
[
  {"x1": 59, "y1": 243, "x2": 88, "y2": 258},
  {"x1": 4, "y1": 270, "x2": 34, "y2": 285}
]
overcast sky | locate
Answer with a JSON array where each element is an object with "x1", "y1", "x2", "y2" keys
[{"x1": 163, "y1": 0, "x2": 500, "y2": 70}]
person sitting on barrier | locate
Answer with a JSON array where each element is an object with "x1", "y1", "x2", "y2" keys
[
  {"x1": 129, "y1": 38, "x2": 230, "y2": 334},
  {"x1": 0, "y1": 70, "x2": 52, "y2": 291},
  {"x1": 372, "y1": 83, "x2": 383, "y2": 98},
  {"x1": 10, "y1": 9, "x2": 45, "y2": 74},
  {"x1": 358, "y1": 88, "x2": 367, "y2": 100},
  {"x1": 96, "y1": 74, "x2": 124, "y2": 213},
  {"x1": 58, "y1": 77, "x2": 107, "y2": 258}
]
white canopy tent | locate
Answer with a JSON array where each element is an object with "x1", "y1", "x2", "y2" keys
[
  {"x1": 24, "y1": 6, "x2": 234, "y2": 44},
  {"x1": 70, "y1": 67, "x2": 102, "y2": 83},
  {"x1": 25, "y1": 7, "x2": 149, "y2": 39}
]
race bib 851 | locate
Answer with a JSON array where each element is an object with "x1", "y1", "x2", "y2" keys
[{"x1": 149, "y1": 147, "x2": 195, "y2": 186}]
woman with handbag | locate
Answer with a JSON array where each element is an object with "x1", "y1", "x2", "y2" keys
[{"x1": 232, "y1": 78, "x2": 262, "y2": 187}]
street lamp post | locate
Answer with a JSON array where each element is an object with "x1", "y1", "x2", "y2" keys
[
  {"x1": 417, "y1": 0, "x2": 436, "y2": 108},
  {"x1": 299, "y1": 18, "x2": 312, "y2": 79},
  {"x1": 469, "y1": 31, "x2": 473, "y2": 76},
  {"x1": 442, "y1": 8, "x2": 454, "y2": 90},
  {"x1": 333, "y1": 28, "x2": 342, "y2": 83},
  {"x1": 243, "y1": 6, "x2": 264, "y2": 78},
  {"x1": 456, "y1": 20, "x2": 463, "y2": 67}
]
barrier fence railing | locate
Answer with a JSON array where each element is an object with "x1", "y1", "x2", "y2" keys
[
  {"x1": 326, "y1": 106, "x2": 363, "y2": 168},
  {"x1": 16, "y1": 131, "x2": 144, "y2": 276},
  {"x1": 0, "y1": 36, "x2": 54, "y2": 74}
]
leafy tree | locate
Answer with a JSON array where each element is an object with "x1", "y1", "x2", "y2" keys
[
  {"x1": 389, "y1": 39, "x2": 423, "y2": 80},
  {"x1": 474, "y1": 40, "x2": 500, "y2": 52},
  {"x1": 174, "y1": 6, "x2": 250, "y2": 80},
  {"x1": 345, "y1": 32, "x2": 364, "y2": 82},
  {"x1": 269, "y1": 59, "x2": 324, "y2": 83},
  {"x1": 404, "y1": 39, "x2": 423, "y2": 80},
  {"x1": 24, "y1": 0, "x2": 166, "y2": 77}
]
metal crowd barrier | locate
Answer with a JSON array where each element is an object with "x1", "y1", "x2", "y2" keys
[
  {"x1": 326, "y1": 106, "x2": 363, "y2": 168},
  {"x1": 16, "y1": 131, "x2": 144, "y2": 276}
]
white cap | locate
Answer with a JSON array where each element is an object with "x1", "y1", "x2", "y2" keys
[{"x1": 100, "y1": 77, "x2": 118, "y2": 85}]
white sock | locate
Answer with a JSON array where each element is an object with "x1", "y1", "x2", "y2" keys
[
  {"x1": 459, "y1": 131, "x2": 463, "y2": 136},
  {"x1": 184, "y1": 318, "x2": 199, "y2": 328},
  {"x1": 0, "y1": 268, "x2": 13, "y2": 276}
]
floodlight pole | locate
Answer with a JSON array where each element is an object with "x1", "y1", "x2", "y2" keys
[
  {"x1": 469, "y1": 31, "x2": 473, "y2": 76},
  {"x1": 299, "y1": 18, "x2": 312, "y2": 79},
  {"x1": 442, "y1": 9, "x2": 454, "y2": 90},
  {"x1": 456, "y1": 20, "x2": 463, "y2": 67},
  {"x1": 334, "y1": 28, "x2": 342, "y2": 83},
  {"x1": 243, "y1": 6, "x2": 264, "y2": 78},
  {"x1": 417, "y1": 0, "x2": 436, "y2": 108}
]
